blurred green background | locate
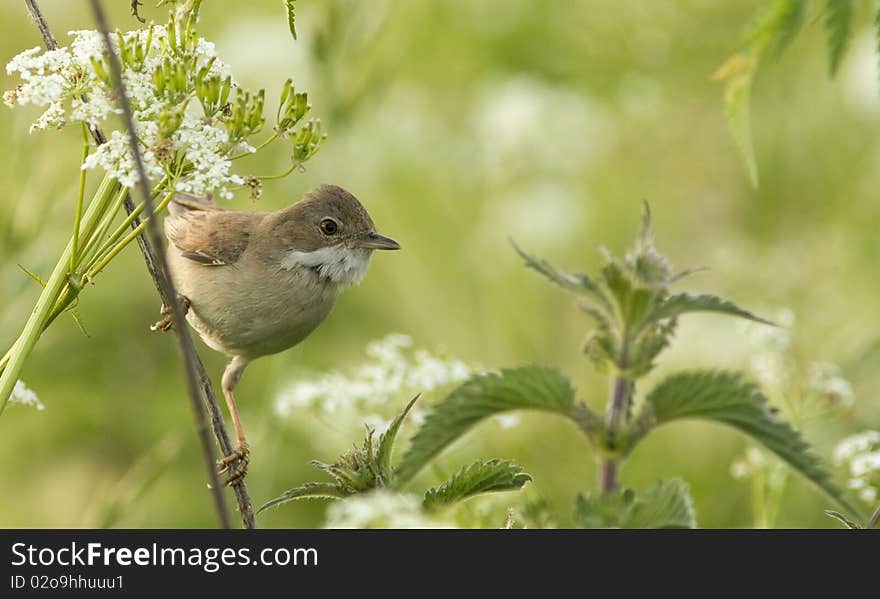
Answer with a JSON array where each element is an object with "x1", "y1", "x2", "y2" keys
[{"x1": 1, "y1": 0, "x2": 878, "y2": 528}]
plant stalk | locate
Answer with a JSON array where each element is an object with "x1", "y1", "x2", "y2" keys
[
  {"x1": 89, "y1": 0, "x2": 232, "y2": 529},
  {"x1": 0, "y1": 174, "x2": 118, "y2": 412},
  {"x1": 21, "y1": 0, "x2": 256, "y2": 529}
]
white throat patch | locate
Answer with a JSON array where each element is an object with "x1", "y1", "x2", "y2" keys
[{"x1": 281, "y1": 245, "x2": 372, "y2": 286}]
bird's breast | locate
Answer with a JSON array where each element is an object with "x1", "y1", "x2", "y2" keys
[{"x1": 170, "y1": 248, "x2": 338, "y2": 359}]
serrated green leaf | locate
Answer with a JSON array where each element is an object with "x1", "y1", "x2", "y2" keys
[
  {"x1": 825, "y1": 0, "x2": 853, "y2": 76},
  {"x1": 396, "y1": 367, "x2": 580, "y2": 483},
  {"x1": 647, "y1": 293, "x2": 774, "y2": 327},
  {"x1": 624, "y1": 479, "x2": 696, "y2": 528},
  {"x1": 257, "y1": 482, "x2": 348, "y2": 513},
  {"x1": 574, "y1": 488, "x2": 634, "y2": 528},
  {"x1": 512, "y1": 241, "x2": 611, "y2": 311},
  {"x1": 573, "y1": 478, "x2": 695, "y2": 529},
  {"x1": 644, "y1": 370, "x2": 857, "y2": 515},
  {"x1": 284, "y1": 0, "x2": 297, "y2": 40},
  {"x1": 716, "y1": 0, "x2": 807, "y2": 186},
  {"x1": 377, "y1": 394, "x2": 418, "y2": 482},
  {"x1": 423, "y1": 459, "x2": 531, "y2": 511}
]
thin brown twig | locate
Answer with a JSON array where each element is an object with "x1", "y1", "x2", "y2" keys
[
  {"x1": 89, "y1": 0, "x2": 230, "y2": 529},
  {"x1": 22, "y1": 0, "x2": 256, "y2": 528}
]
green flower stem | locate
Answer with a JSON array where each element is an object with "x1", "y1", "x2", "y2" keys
[
  {"x1": 256, "y1": 161, "x2": 299, "y2": 181},
  {"x1": 83, "y1": 184, "x2": 168, "y2": 273},
  {"x1": 81, "y1": 175, "x2": 169, "y2": 269},
  {"x1": 74, "y1": 186, "x2": 129, "y2": 267},
  {"x1": 0, "y1": 172, "x2": 119, "y2": 413},
  {"x1": 230, "y1": 130, "x2": 278, "y2": 160},
  {"x1": 85, "y1": 190, "x2": 175, "y2": 280},
  {"x1": 70, "y1": 123, "x2": 90, "y2": 273}
]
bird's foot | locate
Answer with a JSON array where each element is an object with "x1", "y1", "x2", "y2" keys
[
  {"x1": 149, "y1": 295, "x2": 190, "y2": 332},
  {"x1": 217, "y1": 442, "x2": 249, "y2": 486}
]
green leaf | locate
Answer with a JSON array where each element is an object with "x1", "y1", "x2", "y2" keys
[
  {"x1": 647, "y1": 293, "x2": 774, "y2": 326},
  {"x1": 573, "y1": 479, "x2": 696, "y2": 529},
  {"x1": 284, "y1": 0, "x2": 297, "y2": 40},
  {"x1": 396, "y1": 367, "x2": 579, "y2": 483},
  {"x1": 644, "y1": 370, "x2": 856, "y2": 514},
  {"x1": 624, "y1": 479, "x2": 696, "y2": 529},
  {"x1": 715, "y1": 53, "x2": 759, "y2": 186},
  {"x1": 511, "y1": 241, "x2": 611, "y2": 311},
  {"x1": 743, "y1": 0, "x2": 806, "y2": 58},
  {"x1": 824, "y1": 510, "x2": 861, "y2": 529},
  {"x1": 716, "y1": 0, "x2": 807, "y2": 186},
  {"x1": 377, "y1": 394, "x2": 419, "y2": 482},
  {"x1": 423, "y1": 459, "x2": 531, "y2": 511},
  {"x1": 824, "y1": 0, "x2": 853, "y2": 76},
  {"x1": 257, "y1": 482, "x2": 348, "y2": 513},
  {"x1": 767, "y1": 0, "x2": 806, "y2": 58}
]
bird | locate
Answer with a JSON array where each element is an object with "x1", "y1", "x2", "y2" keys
[{"x1": 154, "y1": 184, "x2": 400, "y2": 484}]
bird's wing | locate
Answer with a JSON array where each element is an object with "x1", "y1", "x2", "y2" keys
[{"x1": 165, "y1": 196, "x2": 253, "y2": 267}]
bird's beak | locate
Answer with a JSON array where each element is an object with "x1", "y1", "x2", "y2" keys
[{"x1": 357, "y1": 231, "x2": 401, "y2": 250}]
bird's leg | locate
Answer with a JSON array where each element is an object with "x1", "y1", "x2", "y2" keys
[
  {"x1": 217, "y1": 355, "x2": 250, "y2": 485},
  {"x1": 150, "y1": 294, "x2": 191, "y2": 332}
]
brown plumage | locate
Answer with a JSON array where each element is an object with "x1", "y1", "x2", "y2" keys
[{"x1": 159, "y1": 184, "x2": 400, "y2": 484}]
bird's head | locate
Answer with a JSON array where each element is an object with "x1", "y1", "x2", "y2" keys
[{"x1": 274, "y1": 184, "x2": 400, "y2": 286}]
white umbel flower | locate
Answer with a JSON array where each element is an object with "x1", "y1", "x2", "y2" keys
[
  {"x1": 324, "y1": 491, "x2": 457, "y2": 529},
  {"x1": 10, "y1": 379, "x2": 44, "y2": 410},
  {"x1": 274, "y1": 334, "x2": 473, "y2": 420},
  {"x1": 5, "y1": 26, "x2": 242, "y2": 199},
  {"x1": 833, "y1": 431, "x2": 880, "y2": 504}
]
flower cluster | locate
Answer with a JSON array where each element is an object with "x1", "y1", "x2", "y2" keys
[
  {"x1": 4, "y1": 25, "x2": 241, "y2": 198},
  {"x1": 4, "y1": 16, "x2": 321, "y2": 200},
  {"x1": 274, "y1": 334, "x2": 472, "y2": 429},
  {"x1": 833, "y1": 431, "x2": 880, "y2": 504},
  {"x1": 323, "y1": 491, "x2": 457, "y2": 529},
  {"x1": 10, "y1": 380, "x2": 44, "y2": 411}
]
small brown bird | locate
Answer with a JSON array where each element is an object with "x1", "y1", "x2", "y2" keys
[{"x1": 156, "y1": 184, "x2": 399, "y2": 483}]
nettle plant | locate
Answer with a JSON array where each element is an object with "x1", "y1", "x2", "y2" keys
[
  {"x1": 263, "y1": 204, "x2": 861, "y2": 527},
  {"x1": 0, "y1": 5, "x2": 323, "y2": 410},
  {"x1": 260, "y1": 395, "x2": 532, "y2": 519}
]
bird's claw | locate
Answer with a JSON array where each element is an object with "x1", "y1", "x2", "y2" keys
[
  {"x1": 149, "y1": 295, "x2": 190, "y2": 332},
  {"x1": 217, "y1": 443, "x2": 249, "y2": 486}
]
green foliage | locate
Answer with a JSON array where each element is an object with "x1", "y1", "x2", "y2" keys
[
  {"x1": 641, "y1": 370, "x2": 855, "y2": 513},
  {"x1": 284, "y1": 0, "x2": 297, "y2": 40},
  {"x1": 516, "y1": 203, "x2": 767, "y2": 380},
  {"x1": 824, "y1": 0, "x2": 853, "y2": 76},
  {"x1": 574, "y1": 479, "x2": 696, "y2": 529},
  {"x1": 720, "y1": 0, "x2": 873, "y2": 184},
  {"x1": 397, "y1": 202, "x2": 856, "y2": 527},
  {"x1": 258, "y1": 483, "x2": 347, "y2": 513},
  {"x1": 377, "y1": 395, "x2": 418, "y2": 477},
  {"x1": 423, "y1": 459, "x2": 531, "y2": 511},
  {"x1": 714, "y1": 0, "x2": 807, "y2": 186},
  {"x1": 824, "y1": 509, "x2": 861, "y2": 529},
  {"x1": 395, "y1": 366, "x2": 585, "y2": 483},
  {"x1": 260, "y1": 396, "x2": 531, "y2": 516},
  {"x1": 647, "y1": 293, "x2": 774, "y2": 327},
  {"x1": 512, "y1": 241, "x2": 609, "y2": 310}
]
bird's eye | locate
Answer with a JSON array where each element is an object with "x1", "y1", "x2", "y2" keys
[{"x1": 319, "y1": 218, "x2": 339, "y2": 235}]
